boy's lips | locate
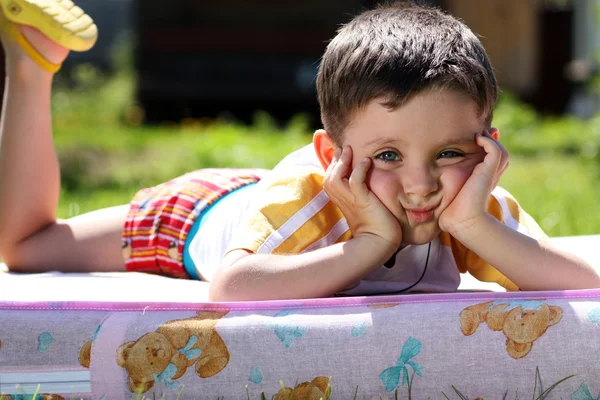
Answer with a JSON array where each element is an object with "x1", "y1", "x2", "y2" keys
[{"x1": 405, "y1": 205, "x2": 437, "y2": 223}]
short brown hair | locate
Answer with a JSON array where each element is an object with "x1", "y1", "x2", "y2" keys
[{"x1": 317, "y1": 1, "x2": 497, "y2": 143}]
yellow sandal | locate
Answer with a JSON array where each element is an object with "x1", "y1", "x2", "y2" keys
[{"x1": 0, "y1": 0, "x2": 97, "y2": 72}]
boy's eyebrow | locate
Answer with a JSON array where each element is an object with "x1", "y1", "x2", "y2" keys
[
  {"x1": 365, "y1": 133, "x2": 480, "y2": 148},
  {"x1": 363, "y1": 137, "x2": 399, "y2": 147},
  {"x1": 439, "y1": 135, "x2": 478, "y2": 147}
]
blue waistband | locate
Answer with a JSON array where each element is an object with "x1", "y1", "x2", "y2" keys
[{"x1": 183, "y1": 183, "x2": 257, "y2": 279}]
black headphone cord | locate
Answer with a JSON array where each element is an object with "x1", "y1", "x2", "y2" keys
[{"x1": 396, "y1": 241, "x2": 432, "y2": 293}]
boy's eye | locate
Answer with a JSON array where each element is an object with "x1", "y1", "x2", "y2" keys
[
  {"x1": 375, "y1": 151, "x2": 401, "y2": 163},
  {"x1": 438, "y1": 150, "x2": 464, "y2": 159}
]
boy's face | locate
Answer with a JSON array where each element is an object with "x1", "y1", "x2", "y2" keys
[{"x1": 340, "y1": 89, "x2": 489, "y2": 246}]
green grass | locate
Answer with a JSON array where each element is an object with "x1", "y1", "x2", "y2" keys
[
  {"x1": 51, "y1": 70, "x2": 600, "y2": 237},
  {"x1": 500, "y1": 156, "x2": 600, "y2": 236},
  {"x1": 53, "y1": 71, "x2": 312, "y2": 217}
]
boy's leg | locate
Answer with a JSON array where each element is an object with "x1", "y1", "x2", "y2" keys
[
  {"x1": 0, "y1": 15, "x2": 126, "y2": 272},
  {"x1": 6, "y1": 206, "x2": 129, "y2": 273}
]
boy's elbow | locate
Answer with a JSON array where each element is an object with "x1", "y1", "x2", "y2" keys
[
  {"x1": 208, "y1": 268, "x2": 244, "y2": 302},
  {"x1": 208, "y1": 277, "x2": 230, "y2": 302},
  {"x1": 209, "y1": 250, "x2": 254, "y2": 302}
]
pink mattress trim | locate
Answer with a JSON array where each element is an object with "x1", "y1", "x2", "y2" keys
[{"x1": 0, "y1": 288, "x2": 598, "y2": 311}]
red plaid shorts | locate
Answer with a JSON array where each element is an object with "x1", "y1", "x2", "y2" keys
[{"x1": 122, "y1": 168, "x2": 266, "y2": 279}]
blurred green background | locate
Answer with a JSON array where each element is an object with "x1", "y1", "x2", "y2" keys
[
  {"x1": 41, "y1": 0, "x2": 600, "y2": 239},
  {"x1": 53, "y1": 65, "x2": 600, "y2": 238}
]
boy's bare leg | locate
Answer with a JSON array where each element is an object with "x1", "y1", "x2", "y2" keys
[{"x1": 0, "y1": 24, "x2": 126, "y2": 273}]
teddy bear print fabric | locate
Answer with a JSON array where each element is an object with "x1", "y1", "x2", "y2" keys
[
  {"x1": 459, "y1": 300, "x2": 563, "y2": 358},
  {"x1": 2, "y1": 293, "x2": 600, "y2": 399},
  {"x1": 115, "y1": 310, "x2": 230, "y2": 393}
]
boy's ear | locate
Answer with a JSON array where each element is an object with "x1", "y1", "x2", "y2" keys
[
  {"x1": 489, "y1": 127, "x2": 499, "y2": 140},
  {"x1": 313, "y1": 129, "x2": 337, "y2": 170}
]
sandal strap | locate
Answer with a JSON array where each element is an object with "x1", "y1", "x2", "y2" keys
[{"x1": 7, "y1": 23, "x2": 61, "y2": 73}]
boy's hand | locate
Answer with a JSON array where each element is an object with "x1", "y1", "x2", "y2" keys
[
  {"x1": 324, "y1": 146, "x2": 403, "y2": 250},
  {"x1": 439, "y1": 131, "x2": 509, "y2": 238}
]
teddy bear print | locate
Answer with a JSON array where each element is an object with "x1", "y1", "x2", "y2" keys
[
  {"x1": 460, "y1": 300, "x2": 563, "y2": 359},
  {"x1": 116, "y1": 310, "x2": 230, "y2": 394},
  {"x1": 79, "y1": 339, "x2": 92, "y2": 368},
  {"x1": 275, "y1": 376, "x2": 330, "y2": 400},
  {"x1": 78, "y1": 324, "x2": 103, "y2": 369}
]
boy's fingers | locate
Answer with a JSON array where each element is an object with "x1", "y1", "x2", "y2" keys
[
  {"x1": 348, "y1": 158, "x2": 371, "y2": 196},
  {"x1": 477, "y1": 133, "x2": 502, "y2": 165},
  {"x1": 475, "y1": 134, "x2": 502, "y2": 184},
  {"x1": 495, "y1": 145, "x2": 507, "y2": 166},
  {"x1": 331, "y1": 146, "x2": 351, "y2": 181},
  {"x1": 483, "y1": 130, "x2": 510, "y2": 181},
  {"x1": 326, "y1": 147, "x2": 340, "y2": 170},
  {"x1": 499, "y1": 151, "x2": 509, "y2": 175},
  {"x1": 331, "y1": 147, "x2": 341, "y2": 164},
  {"x1": 325, "y1": 147, "x2": 341, "y2": 179},
  {"x1": 478, "y1": 132, "x2": 511, "y2": 189},
  {"x1": 486, "y1": 130, "x2": 508, "y2": 155},
  {"x1": 326, "y1": 147, "x2": 353, "y2": 198}
]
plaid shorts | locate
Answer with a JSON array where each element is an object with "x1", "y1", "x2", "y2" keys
[{"x1": 122, "y1": 168, "x2": 266, "y2": 279}]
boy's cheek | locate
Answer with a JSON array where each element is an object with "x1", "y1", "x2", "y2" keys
[
  {"x1": 367, "y1": 170, "x2": 401, "y2": 205},
  {"x1": 457, "y1": 156, "x2": 482, "y2": 178},
  {"x1": 442, "y1": 166, "x2": 475, "y2": 197},
  {"x1": 366, "y1": 169, "x2": 395, "y2": 188}
]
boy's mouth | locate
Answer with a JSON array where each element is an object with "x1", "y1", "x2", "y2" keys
[{"x1": 405, "y1": 205, "x2": 436, "y2": 223}]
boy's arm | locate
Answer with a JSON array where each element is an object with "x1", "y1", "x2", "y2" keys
[
  {"x1": 209, "y1": 235, "x2": 395, "y2": 301},
  {"x1": 209, "y1": 146, "x2": 402, "y2": 301},
  {"x1": 451, "y1": 214, "x2": 600, "y2": 290},
  {"x1": 441, "y1": 131, "x2": 600, "y2": 290}
]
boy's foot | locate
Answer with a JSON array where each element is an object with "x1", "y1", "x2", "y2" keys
[{"x1": 0, "y1": 0, "x2": 97, "y2": 73}]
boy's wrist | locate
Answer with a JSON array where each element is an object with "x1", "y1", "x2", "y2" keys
[
  {"x1": 349, "y1": 233, "x2": 401, "y2": 269},
  {"x1": 446, "y1": 213, "x2": 497, "y2": 246}
]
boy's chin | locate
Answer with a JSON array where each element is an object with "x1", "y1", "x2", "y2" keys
[{"x1": 401, "y1": 223, "x2": 440, "y2": 246}]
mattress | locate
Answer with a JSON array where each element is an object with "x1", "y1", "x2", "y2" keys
[{"x1": 0, "y1": 235, "x2": 598, "y2": 399}]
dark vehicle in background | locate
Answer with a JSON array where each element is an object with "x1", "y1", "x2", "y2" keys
[
  {"x1": 19, "y1": 1, "x2": 586, "y2": 123},
  {"x1": 134, "y1": 0, "x2": 384, "y2": 124},
  {"x1": 133, "y1": 0, "x2": 597, "y2": 122},
  {"x1": 0, "y1": 1, "x2": 593, "y2": 120}
]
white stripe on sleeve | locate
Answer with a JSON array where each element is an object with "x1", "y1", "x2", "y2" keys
[
  {"x1": 491, "y1": 187, "x2": 533, "y2": 237},
  {"x1": 257, "y1": 190, "x2": 331, "y2": 254},
  {"x1": 302, "y1": 218, "x2": 349, "y2": 253}
]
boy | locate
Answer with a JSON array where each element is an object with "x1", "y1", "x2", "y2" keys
[{"x1": 0, "y1": 0, "x2": 598, "y2": 301}]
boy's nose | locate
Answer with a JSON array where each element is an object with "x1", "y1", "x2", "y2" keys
[{"x1": 402, "y1": 166, "x2": 438, "y2": 198}]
